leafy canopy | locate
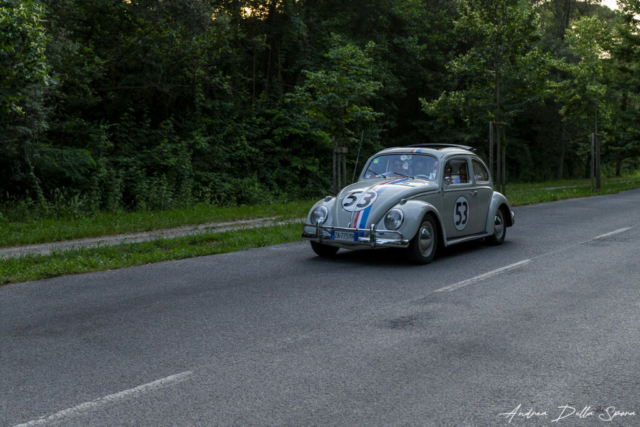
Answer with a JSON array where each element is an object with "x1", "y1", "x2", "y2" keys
[
  {"x1": 0, "y1": 0, "x2": 50, "y2": 113},
  {"x1": 286, "y1": 34, "x2": 383, "y2": 143},
  {"x1": 422, "y1": 0, "x2": 551, "y2": 127}
]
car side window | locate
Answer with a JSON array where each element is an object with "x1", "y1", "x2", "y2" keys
[
  {"x1": 472, "y1": 159, "x2": 489, "y2": 183},
  {"x1": 444, "y1": 158, "x2": 470, "y2": 184}
]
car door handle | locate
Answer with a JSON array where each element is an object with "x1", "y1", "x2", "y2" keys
[{"x1": 470, "y1": 190, "x2": 477, "y2": 196}]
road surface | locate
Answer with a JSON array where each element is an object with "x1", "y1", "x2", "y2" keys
[{"x1": 2, "y1": 190, "x2": 640, "y2": 426}]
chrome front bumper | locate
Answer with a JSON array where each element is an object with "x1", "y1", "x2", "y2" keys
[{"x1": 301, "y1": 222, "x2": 410, "y2": 249}]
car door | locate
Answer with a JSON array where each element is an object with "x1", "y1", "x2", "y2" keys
[
  {"x1": 442, "y1": 157, "x2": 477, "y2": 239},
  {"x1": 471, "y1": 158, "x2": 492, "y2": 234}
]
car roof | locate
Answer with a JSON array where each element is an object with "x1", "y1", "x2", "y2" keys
[{"x1": 376, "y1": 146, "x2": 476, "y2": 158}]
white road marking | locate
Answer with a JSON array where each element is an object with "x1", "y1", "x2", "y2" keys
[
  {"x1": 13, "y1": 371, "x2": 193, "y2": 427},
  {"x1": 434, "y1": 260, "x2": 531, "y2": 293},
  {"x1": 592, "y1": 227, "x2": 631, "y2": 240},
  {"x1": 432, "y1": 227, "x2": 634, "y2": 295}
]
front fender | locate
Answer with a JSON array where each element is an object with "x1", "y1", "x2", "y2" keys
[
  {"x1": 485, "y1": 192, "x2": 514, "y2": 235},
  {"x1": 393, "y1": 199, "x2": 447, "y2": 244},
  {"x1": 303, "y1": 197, "x2": 336, "y2": 234}
]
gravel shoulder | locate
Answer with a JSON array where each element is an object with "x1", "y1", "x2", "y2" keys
[{"x1": 0, "y1": 216, "x2": 305, "y2": 259}]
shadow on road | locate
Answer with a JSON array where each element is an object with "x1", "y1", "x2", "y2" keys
[{"x1": 304, "y1": 238, "x2": 512, "y2": 266}]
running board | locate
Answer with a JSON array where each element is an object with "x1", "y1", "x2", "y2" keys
[{"x1": 446, "y1": 233, "x2": 491, "y2": 246}]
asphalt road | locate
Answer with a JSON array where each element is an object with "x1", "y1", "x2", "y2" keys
[{"x1": 2, "y1": 189, "x2": 640, "y2": 427}]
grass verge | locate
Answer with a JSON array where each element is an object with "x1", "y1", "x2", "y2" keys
[
  {"x1": 0, "y1": 200, "x2": 315, "y2": 248},
  {"x1": 0, "y1": 222, "x2": 303, "y2": 285},
  {"x1": 508, "y1": 177, "x2": 640, "y2": 206}
]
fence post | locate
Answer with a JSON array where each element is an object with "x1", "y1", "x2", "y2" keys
[
  {"x1": 496, "y1": 126, "x2": 501, "y2": 192},
  {"x1": 342, "y1": 147, "x2": 347, "y2": 187},
  {"x1": 591, "y1": 133, "x2": 595, "y2": 193},
  {"x1": 332, "y1": 137, "x2": 337, "y2": 196},
  {"x1": 489, "y1": 122, "x2": 494, "y2": 179},
  {"x1": 596, "y1": 134, "x2": 601, "y2": 192},
  {"x1": 502, "y1": 145, "x2": 506, "y2": 196}
]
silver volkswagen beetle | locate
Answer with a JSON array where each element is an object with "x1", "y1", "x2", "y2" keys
[{"x1": 302, "y1": 144, "x2": 515, "y2": 264}]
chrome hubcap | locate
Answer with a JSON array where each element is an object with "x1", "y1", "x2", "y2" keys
[
  {"x1": 418, "y1": 222, "x2": 434, "y2": 257},
  {"x1": 494, "y1": 211, "x2": 504, "y2": 238}
]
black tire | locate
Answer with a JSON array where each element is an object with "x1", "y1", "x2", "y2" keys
[
  {"x1": 406, "y1": 214, "x2": 439, "y2": 265},
  {"x1": 310, "y1": 241, "x2": 340, "y2": 257},
  {"x1": 485, "y1": 207, "x2": 507, "y2": 245}
]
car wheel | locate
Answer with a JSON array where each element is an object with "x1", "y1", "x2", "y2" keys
[
  {"x1": 310, "y1": 241, "x2": 340, "y2": 257},
  {"x1": 486, "y1": 207, "x2": 506, "y2": 245},
  {"x1": 407, "y1": 214, "x2": 438, "y2": 265}
]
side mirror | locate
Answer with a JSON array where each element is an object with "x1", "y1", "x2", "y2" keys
[{"x1": 444, "y1": 176, "x2": 452, "y2": 187}]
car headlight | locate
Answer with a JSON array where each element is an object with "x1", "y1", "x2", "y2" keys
[
  {"x1": 310, "y1": 206, "x2": 329, "y2": 224},
  {"x1": 384, "y1": 209, "x2": 404, "y2": 230}
]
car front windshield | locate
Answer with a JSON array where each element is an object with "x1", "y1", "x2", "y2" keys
[{"x1": 363, "y1": 154, "x2": 438, "y2": 180}]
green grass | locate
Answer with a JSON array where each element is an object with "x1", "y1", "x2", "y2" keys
[
  {"x1": 508, "y1": 174, "x2": 638, "y2": 192},
  {"x1": 508, "y1": 174, "x2": 640, "y2": 207},
  {"x1": 0, "y1": 222, "x2": 303, "y2": 285},
  {"x1": 0, "y1": 200, "x2": 315, "y2": 248}
]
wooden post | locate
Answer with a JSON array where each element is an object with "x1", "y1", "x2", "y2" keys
[
  {"x1": 337, "y1": 149, "x2": 341, "y2": 191},
  {"x1": 332, "y1": 137, "x2": 336, "y2": 196},
  {"x1": 342, "y1": 149, "x2": 347, "y2": 186},
  {"x1": 496, "y1": 127, "x2": 501, "y2": 191},
  {"x1": 596, "y1": 134, "x2": 601, "y2": 192},
  {"x1": 591, "y1": 133, "x2": 595, "y2": 193},
  {"x1": 333, "y1": 145, "x2": 348, "y2": 192},
  {"x1": 502, "y1": 146, "x2": 506, "y2": 196},
  {"x1": 489, "y1": 122, "x2": 494, "y2": 178}
]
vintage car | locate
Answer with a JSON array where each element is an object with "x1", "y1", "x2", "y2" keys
[{"x1": 302, "y1": 144, "x2": 515, "y2": 264}]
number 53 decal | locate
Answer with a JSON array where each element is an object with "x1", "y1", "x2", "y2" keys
[
  {"x1": 342, "y1": 190, "x2": 378, "y2": 212},
  {"x1": 454, "y1": 196, "x2": 470, "y2": 231}
]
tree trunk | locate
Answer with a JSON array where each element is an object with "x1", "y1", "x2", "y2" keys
[
  {"x1": 616, "y1": 157, "x2": 622, "y2": 177},
  {"x1": 563, "y1": 0, "x2": 572, "y2": 37},
  {"x1": 556, "y1": 121, "x2": 565, "y2": 180},
  {"x1": 556, "y1": 145, "x2": 564, "y2": 180},
  {"x1": 585, "y1": 152, "x2": 591, "y2": 179}
]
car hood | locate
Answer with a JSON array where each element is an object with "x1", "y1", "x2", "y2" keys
[{"x1": 332, "y1": 177, "x2": 439, "y2": 230}]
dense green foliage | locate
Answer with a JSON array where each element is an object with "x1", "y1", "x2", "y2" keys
[{"x1": 1, "y1": 0, "x2": 639, "y2": 217}]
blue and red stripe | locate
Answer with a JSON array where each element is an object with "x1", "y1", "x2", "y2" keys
[{"x1": 357, "y1": 177, "x2": 409, "y2": 235}]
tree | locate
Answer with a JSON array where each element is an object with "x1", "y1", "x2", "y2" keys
[
  {"x1": 0, "y1": 0, "x2": 49, "y2": 113},
  {"x1": 554, "y1": 16, "x2": 610, "y2": 130},
  {"x1": 552, "y1": 15, "x2": 613, "y2": 177},
  {"x1": 286, "y1": 34, "x2": 383, "y2": 145},
  {"x1": 532, "y1": 0, "x2": 605, "y2": 40},
  {"x1": 608, "y1": 0, "x2": 640, "y2": 175},
  {"x1": 422, "y1": 0, "x2": 551, "y2": 142}
]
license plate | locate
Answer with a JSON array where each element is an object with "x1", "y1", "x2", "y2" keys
[{"x1": 331, "y1": 231, "x2": 358, "y2": 242}]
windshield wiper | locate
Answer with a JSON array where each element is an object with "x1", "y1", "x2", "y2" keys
[
  {"x1": 366, "y1": 168, "x2": 386, "y2": 178},
  {"x1": 386, "y1": 171, "x2": 412, "y2": 178}
]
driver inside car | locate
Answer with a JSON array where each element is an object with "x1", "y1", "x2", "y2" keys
[
  {"x1": 392, "y1": 159, "x2": 403, "y2": 171},
  {"x1": 452, "y1": 162, "x2": 469, "y2": 183},
  {"x1": 412, "y1": 158, "x2": 429, "y2": 178},
  {"x1": 391, "y1": 158, "x2": 406, "y2": 175}
]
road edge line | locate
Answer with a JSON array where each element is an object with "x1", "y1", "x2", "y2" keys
[{"x1": 13, "y1": 371, "x2": 193, "y2": 427}]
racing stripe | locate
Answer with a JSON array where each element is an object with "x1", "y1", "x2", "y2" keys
[
  {"x1": 358, "y1": 177, "x2": 409, "y2": 235},
  {"x1": 353, "y1": 210, "x2": 361, "y2": 229}
]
